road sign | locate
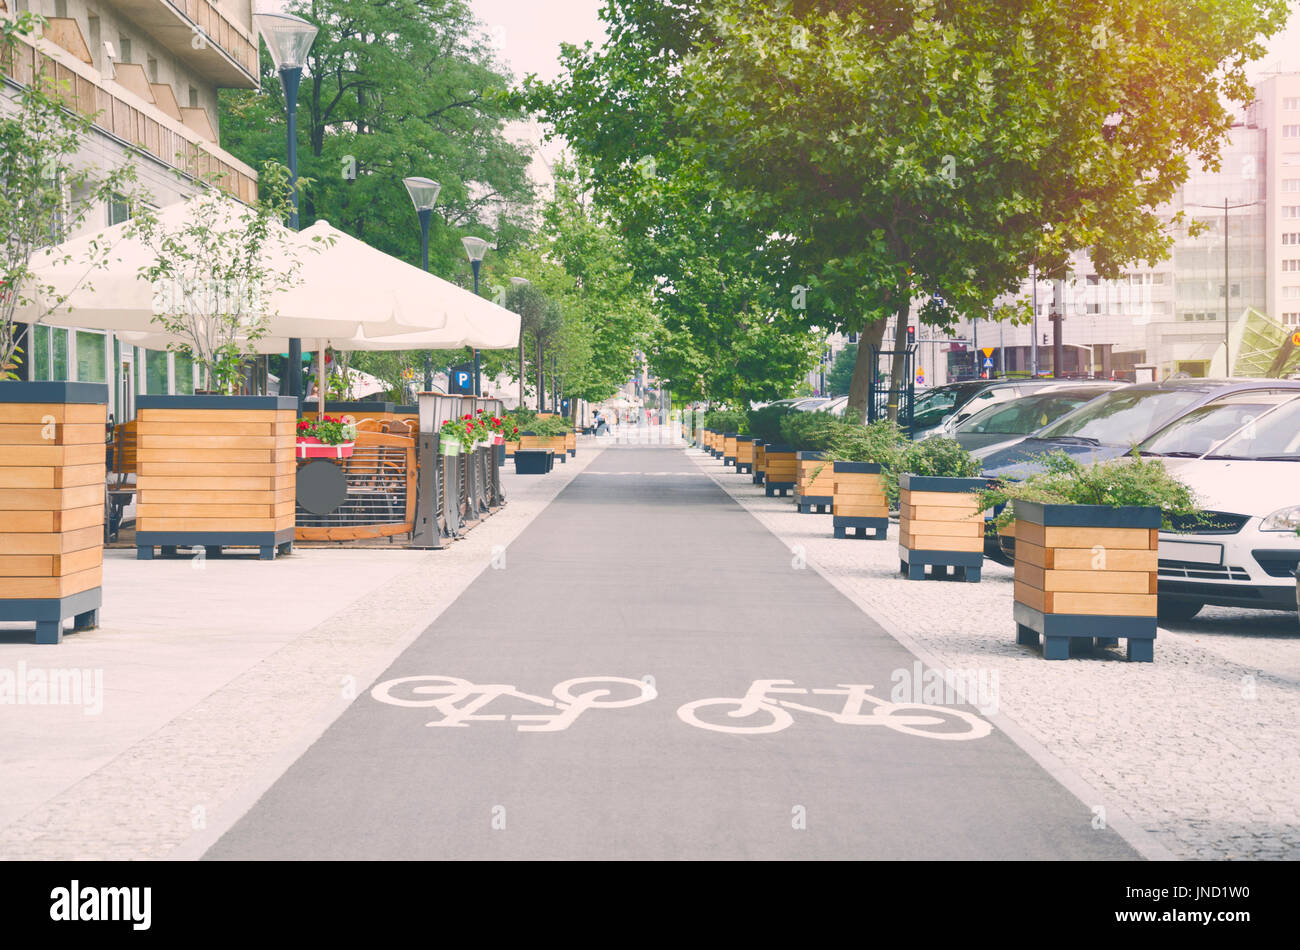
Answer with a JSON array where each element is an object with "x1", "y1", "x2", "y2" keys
[
  {"x1": 983, "y1": 356, "x2": 994, "y2": 368},
  {"x1": 1293, "y1": 331, "x2": 1300, "y2": 346},
  {"x1": 981, "y1": 347, "x2": 994, "y2": 358},
  {"x1": 448, "y1": 362, "x2": 475, "y2": 394}
]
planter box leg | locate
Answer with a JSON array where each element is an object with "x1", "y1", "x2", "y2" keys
[
  {"x1": 834, "y1": 525, "x2": 846, "y2": 539},
  {"x1": 206, "y1": 546, "x2": 224, "y2": 559},
  {"x1": 137, "y1": 545, "x2": 154, "y2": 560},
  {"x1": 1127, "y1": 639, "x2": 1154, "y2": 662},
  {"x1": 961, "y1": 565, "x2": 981, "y2": 583},
  {"x1": 1016, "y1": 623, "x2": 1038, "y2": 647},
  {"x1": 907, "y1": 562, "x2": 926, "y2": 581},
  {"x1": 73, "y1": 608, "x2": 98, "y2": 632},
  {"x1": 1043, "y1": 635, "x2": 1071, "y2": 660},
  {"x1": 162, "y1": 545, "x2": 178, "y2": 557},
  {"x1": 35, "y1": 620, "x2": 62, "y2": 645},
  {"x1": 259, "y1": 545, "x2": 275, "y2": 561}
]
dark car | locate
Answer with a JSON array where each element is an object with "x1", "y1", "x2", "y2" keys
[
  {"x1": 949, "y1": 383, "x2": 1121, "y2": 453},
  {"x1": 977, "y1": 379, "x2": 1300, "y2": 479},
  {"x1": 912, "y1": 377, "x2": 1110, "y2": 438}
]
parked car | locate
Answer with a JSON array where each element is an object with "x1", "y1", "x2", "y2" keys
[
  {"x1": 945, "y1": 383, "x2": 1122, "y2": 453},
  {"x1": 977, "y1": 379, "x2": 1300, "y2": 478},
  {"x1": 1136, "y1": 389, "x2": 1299, "y2": 460},
  {"x1": 1153, "y1": 395, "x2": 1300, "y2": 621},
  {"x1": 912, "y1": 377, "x2": 1111, "y2": 439}
]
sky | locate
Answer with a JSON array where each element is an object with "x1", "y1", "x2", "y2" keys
[{"x1": 466, "y1": 0, "x2": 607, "y2": 190}]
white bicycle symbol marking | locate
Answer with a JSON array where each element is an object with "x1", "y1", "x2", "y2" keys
[
  {"x1": 370, "y1": 675, "x2": 657, "y2": 732},
  {"x1": 677, "y1": 679, "x2": 992, "y2": 740}
]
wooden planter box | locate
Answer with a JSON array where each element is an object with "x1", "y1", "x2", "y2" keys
[
  {"x1": 0, "y1": 382, "x2": 107, "y2": 644},
  {"x1": 795, "y1": 451, "x2": 832, "y2": 513},
  {"x1": 134, "y1": 395, "x2": 296, "y2": 560},
  {"x1": 565, "y1": 431, "x2": 577, "y2": 457},
  {"x1": 763, "y1": 444, "x2": 797, "y2": 497},
  {"x1": 517, "y1": 433, "x2": 567, "y2": 462},
  {"x1": 752, "y1": 442, "x2": 767, "y2": 484},
  {"x1": 710, "y1": 430, "x2": 723, "y2": 459},
  {"x1": 734, "y1": 437, "x2": 755, "y2": 474},
  {"x1": 898, "y1": 474, "x2": 989, "y2": 582},
  {"x1": 504, "y1": 440, "x2": 520, "y2": 457},
  {"x1": 722, "y1": 432, "x2": 739, "y2": 467},
  {"x1": 1012, "y1": 501, "x2": 1160, "y2": 662},
  {"x1": 832, "y1": 461, "x2": 888, "y2": 539}
]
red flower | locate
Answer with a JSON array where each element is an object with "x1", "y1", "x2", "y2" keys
[
  {"x1": 512, "y1": 427, "x2": 518, "y2": 433},
  {"x1": 462, "y1": 413, "x2": 471, "y2": 420},
  {"x1": 477, "y1": 408, "x2": 485, "y2": 414}
]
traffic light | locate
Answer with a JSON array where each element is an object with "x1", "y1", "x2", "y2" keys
[{"x1": 906, "y1": 325, "x2": 916, "y2": 345}]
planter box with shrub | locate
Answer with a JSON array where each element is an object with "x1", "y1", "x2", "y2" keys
[
  {"x1": 832, "y1": 461, "x2": 888, "y2": 539},
  {"x1": 898, "y1": 474, "x2": 988, "y2": 582},
  {"x1": 752, "y1": 442, "x2": 766, "y2": 485},
  {"x1": 134, "y1": 395, "x2": 297, "y2": 560},
  {"x1": 0, "y1": 381, "x2": 107, "y2": 644},
  {"x1": 723, "y1": 432, "x2": 739, "y2": 467},
  {"x1": 565, "y1": 430, "x2": 576, "y2": 457},
  {"x1": 795, "y1": 451, "x2": 832, "y2": 514},
  {"x1": 1012, "y1": 501, "x2": 1159, "y2": 661},
  {"x1": 763, "y1": 444, "x2": 797, "y2": 497},
  {"x1": 518, "y1": 433, "x2": 567, "y2": 462}
]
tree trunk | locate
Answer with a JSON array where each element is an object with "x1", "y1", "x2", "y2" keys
[
  {"x1": 518, "y1": 331, "x2": 525, "y2": 409},
  {"x1": 536, "y1": 338, "x2": 544, "y2": 411},
  {"x1": 847, "y1": 320, "x2": 887, "y2": 422},
  {"x1": 886, "y1": 299, "x2": 913, "y2": 423}
]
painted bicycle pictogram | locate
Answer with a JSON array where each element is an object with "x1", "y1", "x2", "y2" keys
[
  {"x1": 677, "y1": 679, "x2": 992, "y2": 740},
  {"x1": 370, "y1": 675, "x2": 657, "y2": 732}
]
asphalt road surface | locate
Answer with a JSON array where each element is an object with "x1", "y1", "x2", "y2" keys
[{"x1": 206, "y1": 446, "x2": 1139, "y2": 860}]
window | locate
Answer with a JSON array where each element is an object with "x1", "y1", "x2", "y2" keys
[
  {"x1": 1285, "y1": 234, "x2": 1300, "y2": 245},
  {"x1": 118, "y1": 36, "x2": 131, "y2": 64},
  {"x1": 33, "y1": 325, "x2": 50, "y2": 380},
  {"x1": 175, "y1": 354, "x2": 195, "y2": 395},
  {"x1": 54, "y1": 0, "x2": 67, "y2": 16},
  {"x1": 1284, "y1": 260, "x2": 1300, "y2": 272},
  {"x1": 188, "y1": 87, "x2": 198, "y2": 108},
  {"x1": 1284, "y1": 207, "x2": 1300, "y2": 219},
  {"x1": 1152, "y1": 273, "x2": 1166, "y2": 284},
  {"x1": 147, "y1": 56, "x2": 158, "y2": 82},
  {"x1": 87, "y1": 14, "x2": 100, "y2": 68},
  {"x1": 1283, "y1": 313, "x2": 1300, "y2": 326},
  {"x1": 144, "y1": 349, "x2": 169, "y2": 394},
  {"x1": 1285, "y1": 179, "x2": 1300, "y2": 193},
  {"x1": 1284, "y1": 286, "x2": 1300, "y2": 299},
  {"x1": 1285, "y1": 125, "x2": 1300, "y2": 138},
  {"x1": 108, "y1": 193, "x2": 132, "y2": 225},
  {"x1": 1284, "y1": 98, "x2": 1300, "y2": 110},
  {"x1": 51, "y1": 327, "x2": 68, "y2": 381},
  {"x1": 75, "y1": 332, "x2": 106, "y2": 383}
]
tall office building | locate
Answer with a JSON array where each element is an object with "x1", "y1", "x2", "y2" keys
[{"x1": 2, "y1": 0, "x2": 259, "y2": 419}]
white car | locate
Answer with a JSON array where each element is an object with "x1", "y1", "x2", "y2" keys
[{"x1": 1154, "y1": 396, "x2": 1300, "y2": 622}]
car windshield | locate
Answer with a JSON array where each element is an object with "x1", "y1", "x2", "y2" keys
[
  {"x1": 1034, "y1": 388, "x2": 1205, "y2": 444},
  {"x1": 1205, "y1": 397, "x2": 1300, "y2": 459},
  {"x1": 1139, "y1": 392, "x2": 1299, "y2": 457},
  {"x1": 912, "y1": 383, "x2": 987, "y2": 428},
  {"x1": 959, "y1": 392, "x2": 1103, "y2": 435}
]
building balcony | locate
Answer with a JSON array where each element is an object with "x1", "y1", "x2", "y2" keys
[
  {"x1": 102, "y1": 0, "x2": 259, "y2": 89},
  {"x1": 2, "y1": 25, "x2": 257, "y2": 203}
]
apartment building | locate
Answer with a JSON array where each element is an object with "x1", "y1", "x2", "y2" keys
[
  {"x1": 936, "y1": 72, "x2": 1300, "y2": 385},
  {"x1": 2, "y1": 0, "x2": 259, "y2": 420}
]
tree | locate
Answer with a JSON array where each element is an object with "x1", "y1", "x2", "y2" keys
[
  {"x1": 130, "y1": 163, "x2": 312, "y2": 393},
  {"x1": 674, "y1": 0, "x2": 1291, "y2": 417},
  {"x1": 826, "y1": 344, "x2": 857, "y2": 397},
  {"x1": 219, "y1": 0, "x2": 535, "y2": 276},
  {"x1": 0, "y1": 13, "x2": 140, "y2": 378},
  {"x1": 526, "y1": 0, "x2": 820, "y2": 408}
]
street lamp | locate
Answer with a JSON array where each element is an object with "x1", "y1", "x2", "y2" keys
[
  {"x1": 462, "y1": 236, "x2": 490, "y2": 396},
  {"x1": 1187, "y1": 198, "x2": 1264, "y2": 377},
  {"x1": 509, "y1": 277, "x2": 529, "y2": 408},
  {"x1": 254, "y1": 11, "x2": 318, "y2": 402},
  {"x1": 403, "y1": 176, "x2": 442, "y2": 391}
]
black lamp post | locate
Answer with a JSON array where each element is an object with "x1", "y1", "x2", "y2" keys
[
  {"x1": 462, "y1": 236, "x2": 490, "y2": 395},
  {"x1": 254, "y1": 11, "x2": 318, "y2": 402},
  {"x1": 403, "y1": 176, "x2": 442, "y2": 391}
]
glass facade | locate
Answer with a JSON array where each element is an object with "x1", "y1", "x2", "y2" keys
[
  {"x1": 76, "y1": 330, "x2": 106, "y2": 382},
  {"x1": 144, "y1": 349, "x2": 169, "y2": 394}
]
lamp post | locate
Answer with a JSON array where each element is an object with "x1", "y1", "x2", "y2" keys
[
  {"x1": 403, "y1": 176, "x2": 442, "y2": 391},
  {"x1": 1188, "y1": 198, "x2": 1263, "y2": 377},
  {"x1": 462, "y1": 236, "x2": 490, "y2": 396},
  {"x1": 254, "y1": 12, "x2": 317, "y2": 402},
  {"x1": 510, "y1": 276, "x2": 529, "y2": 408}
]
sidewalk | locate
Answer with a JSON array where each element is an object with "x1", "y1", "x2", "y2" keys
[{"x1": 0, "y1": 446, "x2": 601, "y2": 860}]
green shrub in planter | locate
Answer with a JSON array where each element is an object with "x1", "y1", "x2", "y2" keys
[
  {"x1": 779, "y1": 410, "x2": 848, "y2": 452},
  {"x1": 746, "y1": 403, "x2": 794, "y2": 445},
  {"x1": 703, "y1": 408, "x2": 747, "y2": 434},
  {"x1": 824, "y1": 420, "x2": 910, "y2": 507}
]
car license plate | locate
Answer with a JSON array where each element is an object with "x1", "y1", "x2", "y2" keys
[{"x1": 1160, "y1": 540, "x2": 1224, "y2": 566}]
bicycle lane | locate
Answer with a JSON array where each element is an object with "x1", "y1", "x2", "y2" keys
[{"x1": 204, "y1": 445, "x2": 1139, "y2": 860}]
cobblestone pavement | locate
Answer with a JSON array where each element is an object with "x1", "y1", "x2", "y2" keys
[
  {"x1": 691, "y1": 448, "x2": 1300, "y2": 861},
  {"x1": 0, "y1": 445, "x2": 603, "y2": 860}
]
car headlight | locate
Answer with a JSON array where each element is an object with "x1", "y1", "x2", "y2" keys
[{"x1": 1260, "y1": 505, "x2": 1300, "y2": 532}]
